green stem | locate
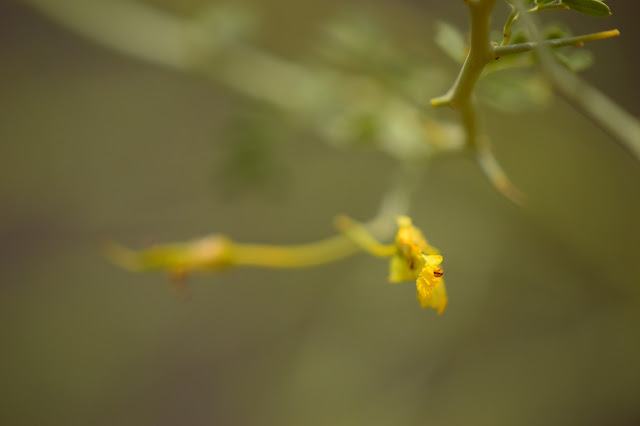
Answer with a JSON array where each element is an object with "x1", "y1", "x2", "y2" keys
[
  {"x1": 431, "y1": 0, "x2": 498, "y2": 108},
  {"x1": 233, "y1": 234, "x2": 360, "y2": 268},
  {"x1": 501, "y1": 6, "x2": 520, "y2": 46},
  {"x1": 334, "y1": 216, "x2": 396, "y2": 258},
  {"x1": 495, "y1": 29, "x2": 620, "y2": 57}
]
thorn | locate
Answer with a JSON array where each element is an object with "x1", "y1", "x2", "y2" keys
[
  {"x1": 495, "y1": 174, "x2": 526, "y2": 206},
  {"x1": 476, "y1": 145, "x2": 526, "y2": 206}
]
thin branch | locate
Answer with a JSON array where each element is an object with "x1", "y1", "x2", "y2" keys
[
  {"x1": 495, "y1": 29, "x2": 620, "y2": 57},
  {"x1": 500, "y1": 7, "x2": 520, "y2": 46},
  {"x1": 25, "y1": 0, "x2": 193, "y2": 70}
]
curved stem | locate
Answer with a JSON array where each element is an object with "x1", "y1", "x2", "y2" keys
[
  {"x1": 334, "y1": 216, "x2": 396, "y2": 258},
  {"x1": 234, "y1": 164, "x2": 420, "y2": 268},
  {"x1": 232, "y1": 234, "x2": 360, "y2": 268},
  {"x1": 501, "y1": 6, "x2": 520, "y2": 46}
]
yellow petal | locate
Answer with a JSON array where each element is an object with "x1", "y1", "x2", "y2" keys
[
  {"x1": 423, "y1": 254, "x2": 443, "y2": 267},
  {"x1": 390, "y1": 216, "x2": 448, "y2": 312},
  {"x1": 416, "y1": 277, "x2": 448, "y2": 314}
]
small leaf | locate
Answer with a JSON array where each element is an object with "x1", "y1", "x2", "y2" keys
[
  {"x1": 510, "y1": 29, "x2": 529, "y2": 45},
  {"x1": 434, "y1": 21, "x2": 467, "y2": 64},
  {"x1": 218, "y1": 112, "x2": 287, "y2": 197},
  {"x1": 478, "y1": 71, "x2": 553, "y2": 113},
  {"x1": 561, "y1": 0, "x2": 611, "y2": 17},
  {"x1": 543, "y1": 25, "x2": 570, "y2": 40},
  {"x1": 555, "y1": 49, "x2": 594, "y2": 72}
]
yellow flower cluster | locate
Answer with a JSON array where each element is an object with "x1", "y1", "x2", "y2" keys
[
  {"x1": 335, "y1": 214, "x2": 447, "y2": 313},
  {"x1": 389, "y1": 216, "x2": 447, "y2": 314}
]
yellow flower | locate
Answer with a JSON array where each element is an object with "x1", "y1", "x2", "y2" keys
[
  {"x1": 389, "y1": 216, "x2": 447, "y2": 314},
  {"x1": 335, "y1": 214, "x2": 448, "y2": 313}
]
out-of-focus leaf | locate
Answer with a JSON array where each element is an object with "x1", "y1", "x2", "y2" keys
[
  {"x1": 536, "y1": 0, "x2": 557, "y2": 5},
  {"x1": 193, "y1": 3, "x2": 258, "y2": 48},
  {"x1": 317, "y1": 11, "x2": 378, "y2": 65},
  {"x1": 314, "y1": 9, "x2": 426, "y2": 97},
  {"x1": 555, "y1": 49, "x2": 594, "y2": 72},
  {"x1": 316, "y1": 10, "x2": 403, "y2": 74},
  {"x1": 218, "y1": 112, "x2": 288, "y2": 197},
  {"x1": 561, "y1": 0, "x2": 611, "y2": 17},
  {"x1": 543, "y1": 24, "x2": 571, "y2": 40},
  {"x1": 478, "y1": 71, "x2": 553, "y2": 113},
  {"x1": 510, "y1": 29, "x2": 529, "y2": 45},
  {"x1": 434, "y1": 21, "x2": 467, "y2": 64}
]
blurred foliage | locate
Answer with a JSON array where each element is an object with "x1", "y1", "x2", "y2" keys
[{"x1": 218, "y1": 111, "x2": 291, "y2": 197}]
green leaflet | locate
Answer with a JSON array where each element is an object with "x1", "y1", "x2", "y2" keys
[
  {"x1": 561, "y1": 0, "x2": 611, "y2": 17},
  {"x1": 556, "y1": 49, "x2": 594, "y2": 72},
  {"x1": 478, "y1": 71, "x2": 553, "y2": 113},
  {"x1": 434, "y1": 21, "x2": 467, "y2": 64}
]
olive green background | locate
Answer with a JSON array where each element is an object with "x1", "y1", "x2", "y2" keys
[{"x1": 1, "y1": 1, "x2": 639, "y2": 425}]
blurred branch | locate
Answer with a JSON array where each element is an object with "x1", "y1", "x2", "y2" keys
[{"x1": 25, "y1": 0, "x2": 193, "y2": 70}]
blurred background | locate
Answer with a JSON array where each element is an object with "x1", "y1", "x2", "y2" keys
[{"x1": 1, "y1": 0, "x2": 639, "y2": 425}]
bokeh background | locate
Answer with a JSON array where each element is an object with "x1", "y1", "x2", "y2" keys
[{"x1": 1, "y1": 1, "x2": 639, "y2": 425}]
